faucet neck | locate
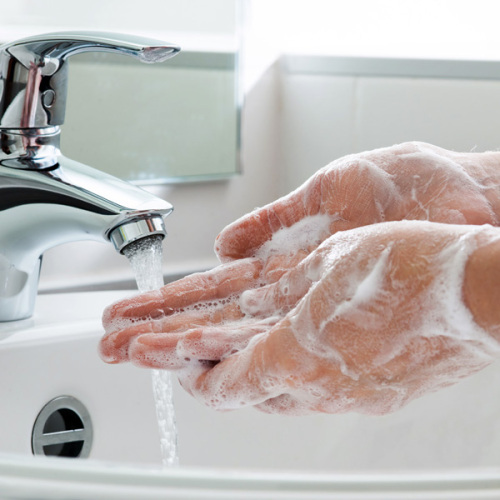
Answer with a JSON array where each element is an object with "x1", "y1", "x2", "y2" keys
[{"x1": 0, "y1": 127, "x2": 61, "y2": 170}]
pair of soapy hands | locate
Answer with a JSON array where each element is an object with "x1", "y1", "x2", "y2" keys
[{"x1": 100, "y1": 142, "x2": 500, "y2": 415}]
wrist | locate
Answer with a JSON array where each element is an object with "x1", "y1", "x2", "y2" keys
[{"x1": 464, "y1": 238, "x2": 500, "y2": 341}]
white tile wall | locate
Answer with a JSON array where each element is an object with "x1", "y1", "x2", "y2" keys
[
  {"x1": 279, "y1": 74, "x2": 356, "y2": 192},
  {"x1": 356, "y1": 77, "x2": 500, "y2": 153},
  {"x1": 279, "y1": 72, "x2": 500, "y2": 193}
]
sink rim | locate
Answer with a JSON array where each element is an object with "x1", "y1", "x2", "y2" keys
[
  {"x1": 2, "y1": 453, "x2": 500, "y2": 499},
  {"x1": 0, "y1": 290, "x2": 131, "y2": 345}
]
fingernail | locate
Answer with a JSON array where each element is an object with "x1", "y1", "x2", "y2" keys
[{"x1": 148, "y1": 308, "x2": 165, "y2": 320}]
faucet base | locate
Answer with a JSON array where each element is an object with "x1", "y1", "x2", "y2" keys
[{"x1": 0, "y1": 256, "x2": 41, "y2": 322}]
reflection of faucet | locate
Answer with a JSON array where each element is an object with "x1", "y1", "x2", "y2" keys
[{"x1": 0, "y1": 32, "x2": 180, "y2": 321}]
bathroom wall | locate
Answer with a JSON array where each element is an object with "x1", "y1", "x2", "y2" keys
[
  {"x1": 278, "y1": 57, "x2": 500, "y2": 193},
  {"x1": 0, "y1": 0, "x2": 236, "y2": 40}
]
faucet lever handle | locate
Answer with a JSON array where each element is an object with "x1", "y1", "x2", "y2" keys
[
  {"x1": 0, "y1": 31, "x2": 180, "y2": 129},
  {"x1": 5, "y1": 31, "x2": 181, "y2": 66}
]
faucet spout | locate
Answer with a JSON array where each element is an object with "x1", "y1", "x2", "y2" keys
[{"x1": 0, "y1": 127, "x2": 173, "y2": 322}]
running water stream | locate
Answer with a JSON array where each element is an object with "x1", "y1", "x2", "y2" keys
[{"x1": 123, "y1": 235, "x2": 179, "y2": 467}]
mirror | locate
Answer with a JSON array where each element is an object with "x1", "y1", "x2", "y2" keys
[{"x1": 0, "y1": 0, "x2": 241, "y2": 183}]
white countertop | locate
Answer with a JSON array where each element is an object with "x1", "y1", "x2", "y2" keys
[{"x1": 0, "y1": 290, "x2": 132, "y2": 346}]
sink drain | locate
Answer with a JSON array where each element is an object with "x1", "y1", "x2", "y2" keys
[{"x1": 32, "y1": 396, "x2": 93, "y2": 458}]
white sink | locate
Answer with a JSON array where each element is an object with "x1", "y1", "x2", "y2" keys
[
  {"x1": 0, "y1": 291, "x2": 162, "y2": 464},
  {"x1": 2, "y1": 453, "x2": 500, "y2": 500},
  {"x1": 2, "y1": 291, "x2": 500, "y2": 499}
]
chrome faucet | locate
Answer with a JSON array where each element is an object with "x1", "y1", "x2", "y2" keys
[{"x1": 0, "y1": 32, "x2": 180, "y2": 321}]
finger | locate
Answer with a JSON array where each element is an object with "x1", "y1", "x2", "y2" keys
[
  {"x1": 176, "y1": 318, "x2": 317, "y2": 411},
  {"x1": 100, "y1": 301, "x2": 244, "y2": 364},
  {"x1": 240, "y1": 249, "x2": 324, "y2": 317},
  {"x1": 102, "y1": 258, "x2": 262, "y2": 333},
  {"x1": 214, "y1": 174, "x2": 323, "y2": 262},
  {"x1": 177, "y1": 332, "x2": 289, "y2": 410},
  {"x1": 128, "y1": 321, "x2": 276, "y2": 370},
  {"x1": 256, "y1": 394, "x2": 312, "y2": 416},
  {"x1": 175, "y1": 319, "x2": 362, "y2": 414},
  {"x1": 261, "y1": 250, "x2": 309, "y2": 283}
]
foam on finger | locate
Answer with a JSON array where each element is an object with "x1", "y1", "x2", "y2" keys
[
  {"x1": 178, "y1": 333, "x2": 289, "y2": 411},
  {"x1": 128, "y1": 319, "x2": 276, "y2": 370}
]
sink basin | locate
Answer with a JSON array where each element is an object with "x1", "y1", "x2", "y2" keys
[
  {"x1": 0, "y1": 291, "x2": 162, "y2": 464},
  {"x1": 2, "y1": 290, "x2": 500, "y2": 498}
]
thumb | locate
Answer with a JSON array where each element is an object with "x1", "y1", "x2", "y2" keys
[{"x1": 214, "y1": 176, "x2": 323, "y2": 262}]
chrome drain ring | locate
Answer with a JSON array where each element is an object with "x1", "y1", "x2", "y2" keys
[{"x1": 32, "y1": 396, "x2": 93, "y2": 458}]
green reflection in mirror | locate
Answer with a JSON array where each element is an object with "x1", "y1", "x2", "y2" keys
[{"x1": 63, "y1": 47, "x2": 240, "y2": 183}]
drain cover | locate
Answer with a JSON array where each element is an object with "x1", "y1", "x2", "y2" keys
[{"x1": 32, "y1": 396, "x2": 93, "y2": 458}]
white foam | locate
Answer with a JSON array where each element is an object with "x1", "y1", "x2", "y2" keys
[
  {"x1": 255, "y1": 212, "x2": 332, "y2": 260},
  {"x1": 322, "y1": 245, "x2": 391, "y2": 322},
  {"x1": 421, "y1": 226, "x2": 500, "y2": 348},
  {"x1": 185, "y1": 332, "x2": 286, "y2": 411}
]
